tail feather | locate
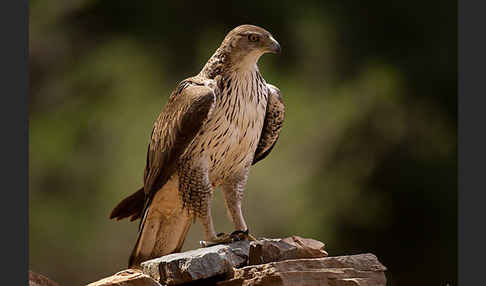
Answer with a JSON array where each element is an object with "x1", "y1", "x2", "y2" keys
[
  {"x1": 110, "y1": 187, "x2": 145, "y2": 221},
  {"x1": 127, "y1": 176, "x2": 192, "y2": 267}
]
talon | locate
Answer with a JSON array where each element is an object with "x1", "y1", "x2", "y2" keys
[
  {"x1": 230, "y1": 230, "x2": 247, "y2": 236},
  {"x1": 200, "y1": 232, "x2": 234, "y2": 247},
  {"x1": 200, "y1": 240, "x2": 209, "y2": 247},
  {"x1": 230, "y1": 229, "x2": 256, "y2": 241},
  {"x1": 200, "y1": 240, "x2": 220, "y2": 247},
  {"x1": 200, "y1": 229, "x2": 257, "y2": 247}
]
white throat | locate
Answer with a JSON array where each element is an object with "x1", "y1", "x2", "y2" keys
[{"x1": 232, "y1": 50, "x2": 263, "y2": 72}]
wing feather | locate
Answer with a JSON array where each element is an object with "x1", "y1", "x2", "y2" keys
[
  {"x1": 252, "y1": 84, "x2": 285, "y2": 165},
  {"x1": 144, "y1": 80, "x2": 216, "y2": 199}
]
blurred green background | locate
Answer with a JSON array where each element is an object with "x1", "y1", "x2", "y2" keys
[{"x1": 29, "y1": 1, "x2": 457, "y2": 285}]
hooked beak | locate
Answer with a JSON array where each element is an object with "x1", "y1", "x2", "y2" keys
[{"x1": 267, "y1": 36, "x2": 281, "y2": 55}]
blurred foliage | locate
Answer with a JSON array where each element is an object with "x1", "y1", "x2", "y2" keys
[{"x1": 29, "y1": 0, "x2": 456, "y2": 285}]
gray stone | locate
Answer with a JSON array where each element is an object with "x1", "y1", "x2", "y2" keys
[
  {"x1": 86, "y1": 237, "x2": 387, "y2": 286},
  {"x1": 141, "y1": 240, "x2": 250, "y2": 285}
]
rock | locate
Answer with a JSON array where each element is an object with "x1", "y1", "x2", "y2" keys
[
  {"x1": 29, "y1": 271, "x2": 60, "y2": 286},
  {"x1": 87, "y1": 237, "x2": 387, "y2": 286},
  {"x1": 141, "y1": 240, "x2": 250, "y2": 285},
  {"x1": 248, "y1": 236, "x2": 328, "y2": 265},
  {"x1": 87, "y1": 269, "x2": 161, "y2": 286},
  {"x1": 140, "y1": 236, "x2": 328, "y2": 285},
  {"x1": 218, "y1": 253, "x2": 387, "y2": 286}
]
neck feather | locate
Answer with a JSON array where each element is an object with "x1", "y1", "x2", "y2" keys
[{"x1": 199, "y1": 44, "x2": 262, "y2": 79}]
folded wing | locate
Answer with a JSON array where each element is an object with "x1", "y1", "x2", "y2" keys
[{"x1": 253, "y1": 84, "x2": 285, "y2": 165}]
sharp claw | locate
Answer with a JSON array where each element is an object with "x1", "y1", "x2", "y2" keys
[
  {"x1": 230, "y1": 229, "x2": 256, "y2": 241},
  {"x1": 200, "y1": 229, "x2": 256, "y2": 248},
  {"x1": 200, "y1": 232, "x2": 234, "y2": 247},
  {"x1": 200, "y1": 240, "x2": 220, "y2": 247},
  {"x1": 230, "y1": 230, "x2": 247, "y2": 236}
]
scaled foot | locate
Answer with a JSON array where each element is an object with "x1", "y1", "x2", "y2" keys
[{"x1": 200, "y1": 229, "x2": 256, "y2": 247}]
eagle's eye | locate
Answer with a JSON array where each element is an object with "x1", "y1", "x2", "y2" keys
[{"x1": 248, "y1": 34, "x2": 260, "y2": 42}]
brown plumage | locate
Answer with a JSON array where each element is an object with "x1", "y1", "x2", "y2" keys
[{"x1": 110, "y1": 24, "x2": 285, "y2": 267}]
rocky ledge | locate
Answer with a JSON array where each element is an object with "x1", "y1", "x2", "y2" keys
[{"x1": 88, "y1": 236, "x2": 387, "y2": 286}]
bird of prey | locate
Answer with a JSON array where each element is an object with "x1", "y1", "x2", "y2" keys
[{"x1": 110, "y1": 25, "x2": 285, "y2": 267}]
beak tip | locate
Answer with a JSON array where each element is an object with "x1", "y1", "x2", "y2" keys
[{"x1": 271, "y1": 42, "x2": 281, "y2": 55}]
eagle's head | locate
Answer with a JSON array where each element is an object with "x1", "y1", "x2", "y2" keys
[{"x1": 221, "y1": 25, "x2": 280, "y2": 69}]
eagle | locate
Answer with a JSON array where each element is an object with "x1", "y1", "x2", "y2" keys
[{"x1": 110, "y1": 25, "x2": 285, "y2": 267}]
